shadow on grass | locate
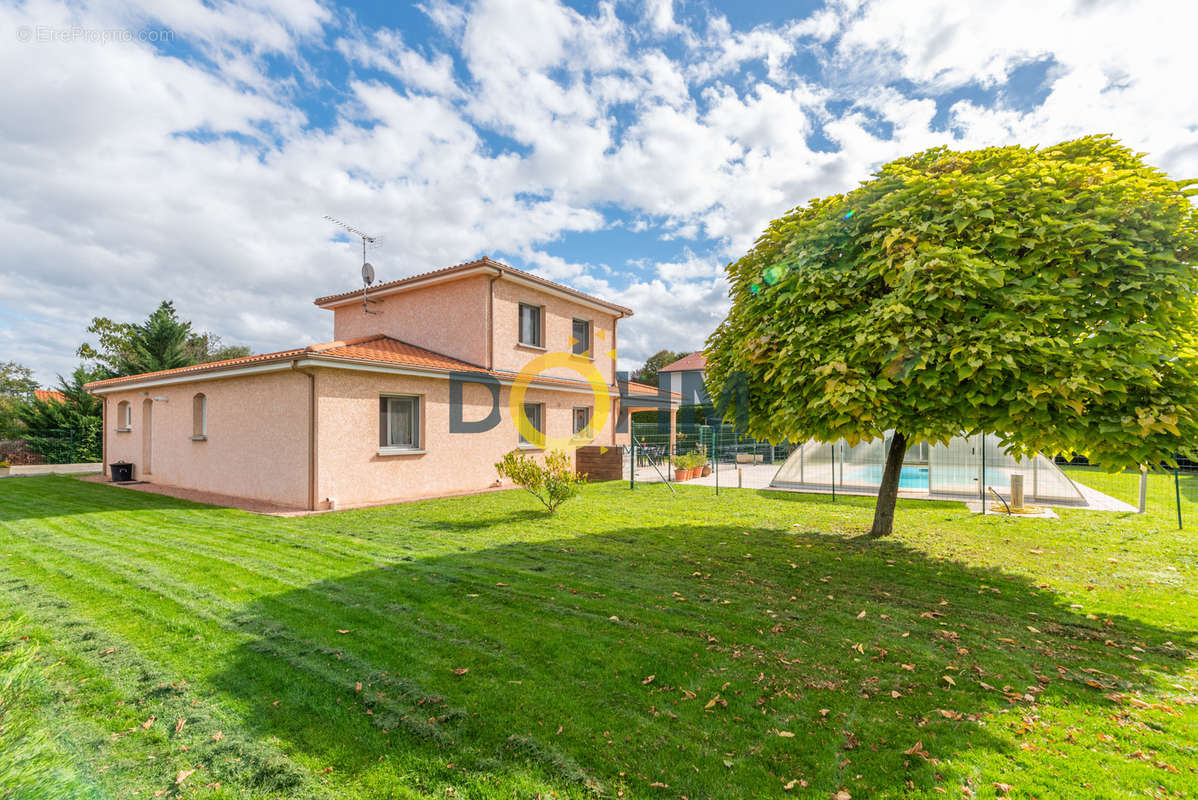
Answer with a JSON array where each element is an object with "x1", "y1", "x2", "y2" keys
[{"x1": 210, "y1": 521, "x2": 1196, "y2": 799}]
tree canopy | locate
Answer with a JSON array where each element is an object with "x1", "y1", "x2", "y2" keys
[
  {"x1": 16, "y1": 367, "x2": 103, "y2": 463},
  {"x1": 634, "y1": 349, "x2": 689, "y2": 387},
  {"x1": 706, "y1": 135, "x2": 1198, "y2": 533},
  {"x1": 78, "y1": 301, "x2": 251, "y2": 378},
  {"x1": 0, "y1": 361, "x2": 39, "y2": 437}
]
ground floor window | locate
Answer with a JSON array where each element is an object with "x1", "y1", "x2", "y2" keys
[
  {"x1": 572, "y1": 406, "x2": 591, "y2": 436},
  {"x1": 519, "y1": 402, "x2": 543, "y2": 446},
  {"x1": 380, "y1": 395, "x2": 420, "y2": 450}
]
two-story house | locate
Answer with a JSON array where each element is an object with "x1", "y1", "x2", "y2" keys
[{"x1": 86, "y1": 257, "x2": 678, "y2": 510}]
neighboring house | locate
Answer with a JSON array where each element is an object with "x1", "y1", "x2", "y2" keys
[
  {"x1": 658, "y1": 351, "x2": 709, "y2": 407},
  {"x1": 33, "y1": 389, "x2": 66, "y2": 403},
  {"x1": 86, "y1": 257, "x2": 678, "y2": 510}
]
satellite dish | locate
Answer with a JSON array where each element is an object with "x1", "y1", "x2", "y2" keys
[{"x1": 362, "y1": 262, "x2": 375, "y2": 285}]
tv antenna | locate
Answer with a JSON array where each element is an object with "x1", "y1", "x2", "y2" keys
[{"x1": 324, "y1": 215, "x2": 382, "y2": 314}]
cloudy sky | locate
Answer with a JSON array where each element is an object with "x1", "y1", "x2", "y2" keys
[{"x1": 2, "y1": 0, "x2": 1195, "y2": 385}]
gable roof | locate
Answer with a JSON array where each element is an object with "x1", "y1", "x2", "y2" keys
[
  {"x1": 34, "y1": 389, "x2": 66, "y2": 403},
  {"x1": 659, "y1": 351, "x2": 707, "y2": 373},
  {"x1": 313, "y1": 256, "x2": 633, "y2": 316},
  {"x1": 84, "y1": 334, "x2": 680, "y2": 401}
]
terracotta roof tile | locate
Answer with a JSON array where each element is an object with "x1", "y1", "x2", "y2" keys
[
  {"x1": 313, "y1": 256, "x2": 633, "y2": 316},
  {"x1": 316, "y1": 335, "x2": 486, "y2": 372},
  {"x1": 659, "y1": 351, "x2": 707, "y2": 373},
  {"x1": 84, "y1": 347, "x2": 308, "y2": 390},
  {"x1": 85, "y1": 334, "x2": 681, "y2": 401},
  {"x1": 33, "y1": 389, "x2": 66, "y2": 403}
]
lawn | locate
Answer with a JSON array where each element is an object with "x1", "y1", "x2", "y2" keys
[{"x1": 0, "y1": 472, "x2": 1195, "y2": 799}]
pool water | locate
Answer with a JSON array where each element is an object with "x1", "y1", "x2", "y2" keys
[{"x1": 850, "y1": 464, "x2": 932, "y2": 489}]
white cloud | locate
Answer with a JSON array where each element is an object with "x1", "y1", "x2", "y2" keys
[{"x1": 2, "y1": 0, "x2": 1196, "y2": 385}]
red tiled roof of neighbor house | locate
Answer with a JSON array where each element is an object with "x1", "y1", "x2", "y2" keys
[
  {"x1": 313, "y1": 256, "x2": 634, "y2": 316},
  {"x1": 34, "y1": 389, "x2": 66, "y2": 403},
  {"x1": 84, "y1": 334, "x2": 682, "y2": 400},
  {"x1": 658, "y1": 351, "x2": 707, "y2": 373}
]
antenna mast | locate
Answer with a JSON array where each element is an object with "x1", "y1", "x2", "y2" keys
[{"x1": 324, "y1": 215, "x2": 382, "y2": 314}]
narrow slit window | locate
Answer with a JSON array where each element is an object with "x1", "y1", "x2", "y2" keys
[
  {"x1": 192, "y1": 393, "x2": 207, "y2": 437},
  {"x1": 117, "y1": 400, "x2": 131, "y2": 429}
]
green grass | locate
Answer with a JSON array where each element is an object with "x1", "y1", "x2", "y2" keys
[{"x1": 0, "y1": 471, "x2": 1194, "y2": 800}]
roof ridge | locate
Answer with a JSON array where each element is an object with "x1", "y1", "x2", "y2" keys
[
  {"x1": 312, "y1": 256, "x2": 633, "y2": 315},
  {"x1": 305, "y1": 334, "x2": 386, "y2": 353}
]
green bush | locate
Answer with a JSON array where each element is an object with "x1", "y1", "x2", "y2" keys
[{"x1": 495, "y1": 449, "x2": 586, "y2": 513}]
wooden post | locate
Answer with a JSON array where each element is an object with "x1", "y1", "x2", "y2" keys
[{"x1": 1137, "y1": 466, "x2": 1148, "y2": 513}]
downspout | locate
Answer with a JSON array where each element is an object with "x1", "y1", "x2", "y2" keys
[
  {"x1": 486, "y1": 270, "x2": 500, "y2": 370},
  {"x1": 611, "y1": 311, "x2": 625, "y2": 446},
  {"x1": 291, "y1": 361, "x2": 317, "y2": 511},
  {"x1": 101, "y1": 396, "x2": 108, "y2": 476}
]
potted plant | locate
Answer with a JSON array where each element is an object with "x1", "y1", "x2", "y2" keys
[
  {"x1": 696, "y1": 446, "x2": 712, "y2": 477},
  {"x1": 673, "y1": 453, "x2": 691, "y2": 482}
]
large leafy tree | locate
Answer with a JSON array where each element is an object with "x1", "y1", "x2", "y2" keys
[
  {"x1": 78, "y1": 301, "x2": 250, "y2": 378},
  {"x1": 17, "y1": 367, "x2": 104, "y2": 463},
  {"x1": 706, "y1": 135, "x2": 1198, "y2": 537},
  {"x1": 0, "y1": 361, "x2": 39, "y2": 437}
]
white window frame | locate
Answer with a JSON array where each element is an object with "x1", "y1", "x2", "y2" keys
[
  {"x1": 571, "y1": 318, "x2": 591, "y2": 357},
  {"x1": 518, "y1": 401, "x2": 544, "y2": 447},
  {"x1": 116, "y1": 400, "x2": 132, "y2": 431},
  {"x1": 518, "y1": 302, "x2": 544, "y2": 348},
  {"x1": 379, "y1": 394, "x2": 423, "y2": 455}
]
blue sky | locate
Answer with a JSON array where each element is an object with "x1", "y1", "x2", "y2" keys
[{"x1": 2, "y1": 0, "x2": 1195, "y2": 384}]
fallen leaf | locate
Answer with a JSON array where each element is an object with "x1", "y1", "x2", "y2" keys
[
  {"x1": 495, "y1": 582, "x2": 508, "y2": 587},
  {"x1": 642, "y1": 675, "x2": 655, "y2": 685},
  {"x1": 212, "y1": 731, "x2": 223, "y2": 741},
  {"x1": 336, "y1": 629, "x2": 350, "y2": 635},
  {"x1": 856, "y1": 610, "x2": 867, "y2": 619},
  {"x1": 833, "y1": 791, "x2": 852, "y2": 800},
  {"x1": 318, "y1": 766, "x2": 333, "y2": 775},
  {"x1": 175, "y1": 717, "x2": 185, "y2": 733},
  {"x1": 776, "y1": 730, "x2": 795, "y2": 738},
  {"x1": 355, "y1": 681, "x2": 362, "y2": 693},
  {"x1": 141, "y1": 716, "x2": 155, "y2": 730},
  {"x1": 175, "y1": 769, "x2": 194, "y2": 786},
  {"x1": 942, "y1": 675, "x2": 956, "y2": 686},
  {"x1": 453, "y1": 668, "x2": 469, "y2": 676}
]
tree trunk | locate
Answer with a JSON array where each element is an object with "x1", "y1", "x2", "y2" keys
[{"x1": 869, "y1": 431, "x2": 907, "y2": 538}]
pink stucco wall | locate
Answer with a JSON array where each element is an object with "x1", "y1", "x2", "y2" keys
[
  {"x1": 488, "y1": 277, "x2": 620, "y2": 385},
  {"x1": 329, "y1": 273, "x2": 622, "y2": 386},
  {"x1": 98, "y1": 363, "x2": 627, "y2": 511},
  {"x1": 332, "y1": 275, "x2": 491, "y2": 366},
  {"x1": 101, "y1": 370, "x2": 311, "y2": 508},
  {"x1": 312, "y1": 367, "x2": 622, "y2": 508}
]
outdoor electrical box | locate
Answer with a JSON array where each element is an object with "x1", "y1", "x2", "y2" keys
[{"x1": 110, "y1": 462, "x2": 133, "y2": 482}]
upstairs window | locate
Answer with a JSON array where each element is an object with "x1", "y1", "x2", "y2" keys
[
  {"x1": 572, "y1": 318, "x2": 591, "y2": 356},
  {"x1": 519, "y1": 303, "x2": 543, "y2": 348},
  {"x1": 380, "y1": 395, "x2": 420, "y2": 451},
  {"x1": 519, "y1": 402, "x2": 543, "y2": 447},
  {"x1": 192, "y1": 393, "x2": 207, "y2": 438}
]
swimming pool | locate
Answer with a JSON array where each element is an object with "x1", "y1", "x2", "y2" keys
[{"x1": 848, "y1": 464, "x2": 932, "y2": 489}]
